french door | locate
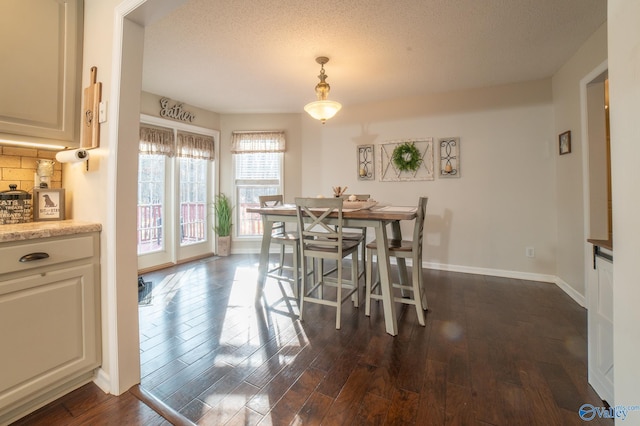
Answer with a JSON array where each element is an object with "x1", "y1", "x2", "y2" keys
[{"x1": 137, "y1": 116, "x2": 218, "y2": 271}]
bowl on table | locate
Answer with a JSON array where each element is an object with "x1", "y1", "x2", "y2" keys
[{"x1": 342, "y1": 199, "x2": 378, "y2": 210}]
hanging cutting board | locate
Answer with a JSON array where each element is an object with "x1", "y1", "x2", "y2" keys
[{"x1": 81, "y1": 66, "x2": 101, "y2": 149}]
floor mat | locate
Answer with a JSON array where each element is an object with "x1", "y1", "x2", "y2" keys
[{"x1": 138, "y1": 278, "x2": 153, "y2": 305}]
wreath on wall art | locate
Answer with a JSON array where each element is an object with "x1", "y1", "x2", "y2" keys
[{"x1": 391, "y1": 142, "x2": 422, "y2": 172}]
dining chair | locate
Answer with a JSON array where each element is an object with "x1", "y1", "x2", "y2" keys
[
  {"x1": 365, "y1": 196, "x2": 429, "y2": 326},
  {"x1": 295, "y1": 197, "x2": 360, "y2": 329},
  {"x1": 323, "y1": 194, "x2": 369, "y2": 279},
  {"x1": 343, "y1": 194, "x2": 369, "y2": 274},
  {"x1": 259, "y1": 195, "x2": 300, "y2": 298}
]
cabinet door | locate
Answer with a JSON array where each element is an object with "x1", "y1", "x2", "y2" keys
[
  {"x1": 0, "y1": 0, "x2": 83, "y2": 146},
  {"x1": 0, "y1": 263, "x2": 100, "y2": 410},
  {"x1": 587, "y1": 255, "x2": 614, "y2": 405}
]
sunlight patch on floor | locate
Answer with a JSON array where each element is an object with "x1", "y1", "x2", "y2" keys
[
  {"x1": 150, "y1": 268, "x2": 195, "y2": 307},
  {"x1": 212, "y1": 266, "x2": 306, "y2": 368}
]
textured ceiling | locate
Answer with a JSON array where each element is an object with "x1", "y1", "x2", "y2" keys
[{"x1": 140, "y1": 0, "x2": 606, "y2": 114}]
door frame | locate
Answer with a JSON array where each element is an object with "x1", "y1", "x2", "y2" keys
[
  {"x1": 137, "y1": 114, "x2": 219, "y2": 271},
  {"x1": 580, "y1": 59, "x2": 614, "y2": 404}
]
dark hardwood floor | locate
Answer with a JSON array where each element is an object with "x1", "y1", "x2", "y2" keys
[{"x1": 12, "y1": 254, "x2": 612, "y2": 425}]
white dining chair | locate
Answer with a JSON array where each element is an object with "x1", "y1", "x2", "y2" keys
[
  {"x1": 365, "y1": 196, "x2": 429, "y2": 326},
  {"x1": 342, "y1": 194, "x2": 369, "y2": 276},
  {"x1": 323, "y1": 194, "x2": 369, "y2": 280},
  {"x1": 295, "y1": 197, "x2": 360, "y2": 329},
  {"x1": 259, "y1": 195, "x2": 300, "y2": 298}
]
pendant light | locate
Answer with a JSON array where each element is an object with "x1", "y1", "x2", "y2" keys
[{"x1": 304, "y1": 56, "x2": 342, "y2": 124}]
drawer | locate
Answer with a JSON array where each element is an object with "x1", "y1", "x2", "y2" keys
[{"x1": 0, "y1": 235, "x2": 96, "y2": 276}]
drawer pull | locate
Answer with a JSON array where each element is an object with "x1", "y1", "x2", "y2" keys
[{"x1": 19, "y1": 252, "x2": 50, "y2": 263}]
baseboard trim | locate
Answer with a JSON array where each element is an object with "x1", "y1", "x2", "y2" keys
[
  {"x1": 369, "y1": 255, "x2": 584, "y2": 306},
  {"x1": 138, "y1": 254, "x2": 216, "y2": 275},
  {"x1": 425, "y1": 261, "x2": 585, "y2": 306},
  {"x1": 553, "y1": 276, "x2": 586, "y2": 307},
  {"x1": 422, "y1": 260, "x2": 556, "y2": 284},
  {"x1": 93, "y1": 368, "x2": 111, "y2": 394}
]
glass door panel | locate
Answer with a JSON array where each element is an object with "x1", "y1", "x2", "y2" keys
[
  {"x1": 137, "y1": 154, "x2": 166, "y2": 255},
  {"x1": 179, "y1": 157, "x2": 207, "y2": 247}
]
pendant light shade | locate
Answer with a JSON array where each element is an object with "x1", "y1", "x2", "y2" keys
[{"x1": 304, "y1": 57, "x2": 342, "y2": 124}]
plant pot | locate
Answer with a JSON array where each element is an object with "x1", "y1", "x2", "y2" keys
[{"x1": 217, "y1": 235, "x2": 231, "y2": 256}]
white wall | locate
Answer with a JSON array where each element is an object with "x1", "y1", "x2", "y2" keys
[
  {"x1": 109, "y1": 16, "x2": 145, "y2": 394},
  {"x1": 551, "y1": 23, "x2": 608, "y2": 297},
  {"x1": 609, "y1": 0, "x2": 640, "y2": 409},
  {"x1": 301, "y1": 79, "x2": 557, "y2": 279}
]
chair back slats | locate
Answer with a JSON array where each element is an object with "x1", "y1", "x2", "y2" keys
[
  {"x1": 259, "y1": 195, "x2": 283, "y2": 208},
  {"x1": 412, "y1": 197, "x2": 429, "y2": 257},
  {"x1": 295, "y1": 197, "x2": 344, "y2": 257},
  {"x1": 259, "y1": 195, "x2": 286, "y2": 236}
]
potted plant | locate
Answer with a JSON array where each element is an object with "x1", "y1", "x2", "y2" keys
[{"x1": 213, "y1": 193, "x2": 233, "y2": 256}]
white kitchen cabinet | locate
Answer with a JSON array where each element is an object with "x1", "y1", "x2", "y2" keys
[
  {"x1": 587, "y1": 244, "x2": 614, "y2": 405},
  {"x1": 0, "y1": 229, "x2": 100, "y2": 425},
  {"x1": 0, "y1": 0, "x2": 83, "y2": 147}
]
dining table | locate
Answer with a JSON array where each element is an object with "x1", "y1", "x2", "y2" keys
[{"x1": 246, "y1": 202, "x2": 418, "y2": 336}]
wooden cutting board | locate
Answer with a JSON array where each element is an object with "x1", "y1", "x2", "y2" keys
[{"x1": 81, "y1": 66, "x2": 101, "y2": 149}]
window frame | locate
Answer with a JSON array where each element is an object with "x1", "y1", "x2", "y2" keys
[{"x1": 233, "y1": 151, "x2": 284, "y2": 239}]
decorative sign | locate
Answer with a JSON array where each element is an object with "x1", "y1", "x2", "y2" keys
[
  {"x1": 378, "y1": 138, "x2": 434, "y2": 181},
  {"x1": 159, "y1": 98, "x2": 196, "y2": 122},
  {"x1": 357, "y1": 145, "x2": 375, "y2": 180},
  {"x1": 439, "y1": 137, "x2": 460, "y2": 178},
  {"x1": 33, "y1": 188, "x2": 65, "y2": 221}
]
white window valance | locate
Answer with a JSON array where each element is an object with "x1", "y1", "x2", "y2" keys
[
  {"x1": 177, "y1": 131, "x2": 215, "y2": 160},
  {"x1": 139, "y1": 125, "x2": 175, "y2": 156},
  {"x1": 231, "y1": 131, "x2": 286, "y2": 153}
]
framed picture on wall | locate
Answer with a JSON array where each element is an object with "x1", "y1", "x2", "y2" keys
[
  {"x1": 559, "y1": 130, "x2": 571, "y2": 155},
  {"x1": 33, "y1": 188, "x2": 65, "y2": 221}
]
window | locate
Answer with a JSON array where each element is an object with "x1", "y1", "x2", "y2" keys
[{"x1": 232, "y1": 131, "x2": 285, "y2": 237}]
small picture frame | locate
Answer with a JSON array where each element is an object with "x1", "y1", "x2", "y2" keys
[
  {"x1": 33, "y1": 188, "x2": 65, "y2": 221},
  {"x1": 559, "y1": 130, "x2": 571, "y2": 155}
]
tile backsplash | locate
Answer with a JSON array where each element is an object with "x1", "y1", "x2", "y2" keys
[{"x1": 0, "y1": 146, "x2": 63, "y2": 193}]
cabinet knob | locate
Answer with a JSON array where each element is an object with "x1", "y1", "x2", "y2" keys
[{"x1": 19, "y1": 252, "x2": 50, "y2": 262}]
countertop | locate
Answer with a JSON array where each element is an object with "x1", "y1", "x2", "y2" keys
[
  {"x1": 0, "y1": 220, "x2": 102, "y2": 243},
  {"x1": 587, "y1": 238, "x2": 613, "y2": 251}
]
